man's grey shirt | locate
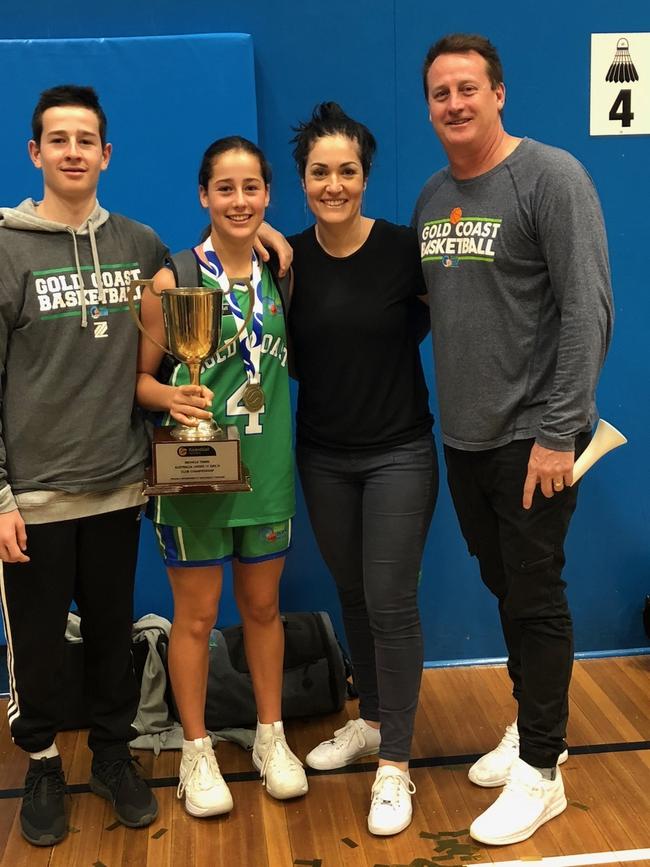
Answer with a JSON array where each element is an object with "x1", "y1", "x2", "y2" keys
[{"x1": 413, "y1": 138, "x2": 613, "y2": 452}]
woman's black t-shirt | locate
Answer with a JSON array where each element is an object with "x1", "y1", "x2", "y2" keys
[{"x1": 288, "y1": 219, "x2": 433, "y2": 451}]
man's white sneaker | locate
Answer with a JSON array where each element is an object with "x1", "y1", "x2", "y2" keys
[
  {"x1": 469, "y1": 758, "x2": 567, "y2": 845},
  {"x1": 305, "y1": 718, "x2": 381, "y2": 770},
  {"x1": 177, "y1": 736, "x2": 233, "y2": 817},
  {"x1": 468, "y1": 721, "x2": 569, "y2": 787},
  {"x1": 252, "y1": 722, "x2": 308, "y2": 800},
  {"x1": 367, "y1": 766, "x2": 416, "y2": 836}
]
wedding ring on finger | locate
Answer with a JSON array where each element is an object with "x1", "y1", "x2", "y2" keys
[{"x1": 552, "y1": 478, "x2": 564, "y2": 490}]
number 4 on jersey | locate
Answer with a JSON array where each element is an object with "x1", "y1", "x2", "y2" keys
[
  {"x1": 226, "y1": 380, "x2": 265, "y2": 434},
  {"x1": 609, "y1": 89, "x2": 634, "y2": 128}
]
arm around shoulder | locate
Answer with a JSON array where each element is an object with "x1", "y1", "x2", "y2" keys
[{"x1": 255, "y1": 221, "x2": 293, "y2": 276}]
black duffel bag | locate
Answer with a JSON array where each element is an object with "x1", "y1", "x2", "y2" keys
[{"x1": 166, "y1": 611, "x2": 350, "y2": 729}]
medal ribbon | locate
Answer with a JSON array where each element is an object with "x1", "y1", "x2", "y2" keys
[{"x1": 200, "y1": 238, "x2": 264, "y2": 387}]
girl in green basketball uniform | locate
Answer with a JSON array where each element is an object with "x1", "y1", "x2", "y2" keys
[{"x1": 135, "y1": 137, "x2": 306, "y2": 817}]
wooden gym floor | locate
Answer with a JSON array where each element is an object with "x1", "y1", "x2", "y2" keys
[{"x1": 0, "y1": 655, "x2": 648, "y2": 867}]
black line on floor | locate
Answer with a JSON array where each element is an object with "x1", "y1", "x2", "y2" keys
[{"x1": 0, "y1": 739, "x2": 648, "y2": 800}]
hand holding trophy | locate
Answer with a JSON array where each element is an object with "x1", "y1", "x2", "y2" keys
[{"x1": 128, "y1": 278, "x2": 254, "y2": 494}]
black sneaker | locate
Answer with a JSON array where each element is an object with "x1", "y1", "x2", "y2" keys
[
  {"x1": 20, "y1": 755, "x2": 67, "y2": 846},
  {"x1": 89, "y1": 754, "x2": 158, "y2": 828}
]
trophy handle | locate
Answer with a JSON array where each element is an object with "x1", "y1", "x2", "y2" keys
[
  {"x1": 127, "y1": 279, "x2": 170, "y2": 355},
  {"x1": 220, "y1": 280, "x2": 255, "y2": 354}
]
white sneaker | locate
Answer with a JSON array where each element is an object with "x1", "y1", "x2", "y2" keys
[
  {"x1": 252, "y1": 722, "x2": 308, "y2": 800},
  {"x1": 367, "y1": 766, "x2": 416, "y2": 836},
  {"x1": 305, "y1": 718, "x2": 381, "y2": 770},
  {"x1": 177, "y1": 736, "x2": 233, "y2": 817},
  {"x1": 468, "y1": 721, "x2": 569, "y2": 787},
  {"x1": 469, "y1": 758, "x2": 567, "y2": 845}
]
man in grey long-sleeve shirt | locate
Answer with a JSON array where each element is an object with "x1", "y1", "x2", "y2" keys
[{"x1": 413, "y1": 34, "x2": 613, "y2": 845}]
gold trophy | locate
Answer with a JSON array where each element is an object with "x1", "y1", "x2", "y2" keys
[{"x1": 129, "y1": 279, "x2": 254, "y2": 495}]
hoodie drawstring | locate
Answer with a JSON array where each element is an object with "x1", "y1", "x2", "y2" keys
[
  {"x1": 88, "y1": 221, "x2": 107, "y2": 307},
  {"x1": 67, "y1": 227, "x2": 88, "y2": 328},
  {"x1": 66, "y1": 220, "x2": 106, "y2": 329}
]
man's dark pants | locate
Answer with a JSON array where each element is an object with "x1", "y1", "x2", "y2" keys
[
  {"x1": 0, "y1": 507, "x2": 141, "y2": 757},
  {"x1": 444, "y1": 433, "x2": 589, "y2": 769}
]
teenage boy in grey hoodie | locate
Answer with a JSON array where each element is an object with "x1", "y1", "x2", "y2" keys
[{"x1": 0, "y1": 85, "x2": 165, "y2": 846}]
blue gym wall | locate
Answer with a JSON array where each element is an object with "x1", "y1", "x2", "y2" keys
[{"x1": 1, "y1": 0, "x2": 648, "y2": 662}]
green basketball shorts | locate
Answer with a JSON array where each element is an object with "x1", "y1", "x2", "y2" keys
[{"x1": 154, "y1": 519, "x2": 292, "y2": 567}]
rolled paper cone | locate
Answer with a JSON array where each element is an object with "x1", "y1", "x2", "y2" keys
[{"x1": 570, "y1": 419, "x2": 627, "y2": 485}]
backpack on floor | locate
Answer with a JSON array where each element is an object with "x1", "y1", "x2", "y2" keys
[{"x1": 165, "y1": 611, "x2": 350, "y2": 729}]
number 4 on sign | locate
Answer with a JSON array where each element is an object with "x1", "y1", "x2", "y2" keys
[
  {"x1": 590, "y1": 33, "x2": 650, "y2": 137},
  {"x1": 609, "y1": 89, "x2": 634, "y2": 127}
]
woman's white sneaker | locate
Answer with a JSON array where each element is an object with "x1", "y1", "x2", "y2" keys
[
  {"x1": 367, "y1": 766, "x2": 416, "y2": 836},
  {"x1": 305, "y1": 718, "x2": 381, "y2": 770},
  {"x1": 468, "y1": 721, "x2": 568, "y2": 787},
  {"x1": 252, "y1": 721, "x2": 308, "y2": 800},
  {"x1": 469, "y1": 758, "x2": 567, "y2": 845},
  {"x1": 177, "y1": 736, "x2": 233, "y2": 817}
]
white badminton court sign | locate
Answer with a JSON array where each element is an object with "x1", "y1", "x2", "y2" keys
[{"x1": 591, "y1": 33, "x2": 650, "y2": 135}]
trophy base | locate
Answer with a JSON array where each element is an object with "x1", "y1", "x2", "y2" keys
[{"x1": 145, "y1": 425, "x2": 252, "y2": 496}]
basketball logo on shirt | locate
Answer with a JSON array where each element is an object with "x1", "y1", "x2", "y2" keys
[
  {"x1": 420, "y1": 212, "x2": 503, "y2": 266},
  {"x1": 264, "y1": 296, "x2": 280, "y2": 315}
]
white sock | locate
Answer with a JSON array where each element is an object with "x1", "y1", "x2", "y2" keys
[
  {"x1": 256, "y1": 719, "x2": 283, "y2": 742},
  {"x1": 183, "y1": 736, "x2": 209, "y2": 753},
  {"x1": 30, "y1": 743, "x2": 59, "y2": 760},
  {"x1": 377, "y1": 765, "x2": 409, "y2": 779}
]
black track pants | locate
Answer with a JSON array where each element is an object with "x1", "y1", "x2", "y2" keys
[{"x1": 0, "y1": 507, "x2": 141, "y2": 755}]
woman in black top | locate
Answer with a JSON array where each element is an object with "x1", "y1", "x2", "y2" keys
[{"x1": 289, "y1": 103, "x2": 438, "y2": 836}]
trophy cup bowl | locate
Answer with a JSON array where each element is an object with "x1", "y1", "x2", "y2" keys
[
  {"x1": 161, "y1": 286, "x2": 224, "y2": 441},
  {"x1": 128, "y1": 278, "x2": 254, "y2": 495}
]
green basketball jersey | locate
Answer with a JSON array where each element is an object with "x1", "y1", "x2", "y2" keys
[{"x1": 150, "y1": 264, "x2": 294, "y2": 528}]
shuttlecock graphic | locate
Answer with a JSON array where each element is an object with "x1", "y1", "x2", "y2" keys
[{"x1": 605, "y1": 38, "x2": 639, "y2": 83}]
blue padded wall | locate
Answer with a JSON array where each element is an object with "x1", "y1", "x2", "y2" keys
[
  {"x1": 0, "y1": 33, "x2": 257, "y2": 251},
  {"x1": 1, "y1": 1, "x2": 648, "y2": 661}
]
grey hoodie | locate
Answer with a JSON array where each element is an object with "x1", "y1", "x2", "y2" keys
[{"x1": 0, "y1": 199, "x2": 166, "y2": 521}]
